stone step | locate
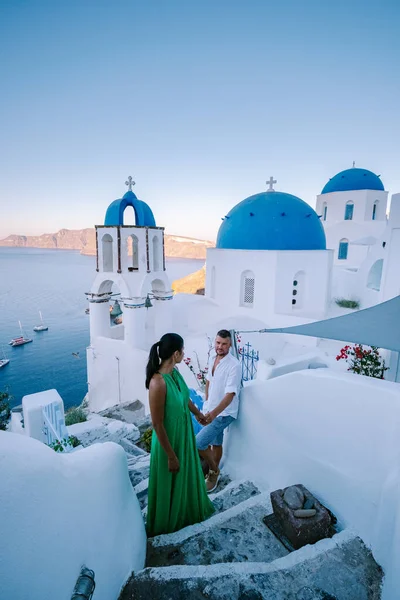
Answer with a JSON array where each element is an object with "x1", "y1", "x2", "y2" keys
[
  {"x1": 146, "y1": 492, "x2": 287, "y2": 568},
  {"x1": 119, "y1": 531, "x2": 383, "y2": 600},
  {"x1": 127, "y1": 454, "x2": 150, "y2": 488}
]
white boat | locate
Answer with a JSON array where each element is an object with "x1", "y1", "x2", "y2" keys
[
  {"x1": 33, "y1": 311, "x2": 48, "y2": 332},
  {"x1": 9, "y1": 321, "x2": 33, "y2": 346},
  {"x1": 0, "y1": 347, "x2": 9, "y2": 368}
]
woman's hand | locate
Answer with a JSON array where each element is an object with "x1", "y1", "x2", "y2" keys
[
  {"x1": 168, "y1": 455, "x2": 180, "y2": 473},
  {"x1": 195, "y1": 412, "x2": 207, "y2": 426}
]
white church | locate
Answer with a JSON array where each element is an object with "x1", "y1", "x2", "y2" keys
[{"x1": 86, "y1": 165, "x2": 400, "y2": 412}]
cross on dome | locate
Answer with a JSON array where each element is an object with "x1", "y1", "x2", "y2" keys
[
  {"x1": 125, "y1": 176, "x2": 136, "y2": 191},
  {"x1": 352, "y1": 161, "x2": 356, "y2": 168},
  {"x1": 266, "y1": 176, "x2": 277, "y2": 192}
]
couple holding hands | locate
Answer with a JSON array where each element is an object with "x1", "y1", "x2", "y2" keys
[{"x1": 145, "y1": 329, "x2": 242, "y2": 537}]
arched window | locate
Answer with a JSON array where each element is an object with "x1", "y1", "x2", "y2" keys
[
  {"x1": 292, "y1": 271, "x2": 305, "y2": 309},
  {"x1": 323, "y1": 203, "x2": 328, "y2": 221},
  {"x1": 102, "y1": 234, "x2": 113, "y2": 272},
  {"x1": 152, "y1": 236, "x2": 160, "y2": 271},
  {"x1": 338, "y1": 239, "x2": 349, "y2": 260},
  {"x1": 126, "y1": 235, "x2": 139, "y2": 270},
  {"x1": 210, "y1": 266, "x2": 216, "y2": 299},
  {"x1": 367, "y1": 259, "x2": 383, "y2": 291},
  {"x1": 240, "y1": 270, "x2": 255, "y2": 307},
  {"x1": 344, "y1": 202, "x2": 354, "y2": 220},
  {"x1": 372, "y1": 201, "x2": 378, "y2": 221}
]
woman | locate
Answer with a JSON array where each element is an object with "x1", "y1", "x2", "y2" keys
[{"x1": 145, "y1": 333, "x2": 215, "y2": 537}]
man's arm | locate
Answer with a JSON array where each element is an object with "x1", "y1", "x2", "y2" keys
[
  {"x1": 205, "y1": 379, "x2": 210, "y2": 401},
  {"x1": 206, "y1": 392, "x2": 235, "y2": 422}
]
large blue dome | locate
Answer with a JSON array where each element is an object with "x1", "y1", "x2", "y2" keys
[
  {"x1": 104, "y1": 190, "x2": 156, "y2": 227},
  {"x1": 321, "y1": 168, "x2": 384, "y2": 195},
  {"x1": 216, "y1": 191, "x2": 326, "y2": 251}
]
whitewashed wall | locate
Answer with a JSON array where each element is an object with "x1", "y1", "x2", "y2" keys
[
  {"x1": 206, "y1": 248, "x2": 332, "y2": 325},
  {"x1": 316, "y1": 189, "x2": 388, "y2": 224},
  {"x1": 224, "y1": 370, "x2": 400, "y2": 600},
  {"x1": 0, "y1": 432, "x2": 146, "y2": 600}
]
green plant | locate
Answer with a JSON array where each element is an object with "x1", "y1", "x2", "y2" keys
[
  {"x1": 48, "y1": 435, "x2": 81, "y2": 452},
  {"x1": 140, "y1": 427, "x2": 153, "y2": 453},
  {"x1": 335, "y1": 298, "x2": 360, "y2": 309},
  {"x1": 336, "y1": 344, "x2": 389, "y2": 379},
  {"x1": 65, "y1": 406, "x2": 87, "y2": 426},
  {"x1": 0, "y1": 391, "x2": 11, "y2": 431}
]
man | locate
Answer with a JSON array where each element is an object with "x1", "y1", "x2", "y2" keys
[{"x1": 196, "y1": 329, "x2": 242, "y2": 493}]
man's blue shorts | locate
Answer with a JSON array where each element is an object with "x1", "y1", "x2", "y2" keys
[{"x1": 195, "y1": 415, "x2": 235, "y2": 450}]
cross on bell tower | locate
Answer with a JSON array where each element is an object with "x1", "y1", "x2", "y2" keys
[
  {"x1": 266, "y1": 176, "x2": 277, "y2": 192},
  {"x1": 125, "y1": 176, "x2": 136, "y2": 191}
]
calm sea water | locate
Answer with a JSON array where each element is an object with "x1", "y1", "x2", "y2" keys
[{"x1": 0, "y1": 248, "x2": 203, "y2": 409}]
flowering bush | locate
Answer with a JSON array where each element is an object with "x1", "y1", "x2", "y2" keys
[
  {"x1": 184, "y1": 337, "x2": 213, "y2": 389},
  {"x1": 336, "y1": 344, "x2": 388, "y2": 379},
  {"x1": 184, "y1": 352, "x2": 208, "y2": 388}
]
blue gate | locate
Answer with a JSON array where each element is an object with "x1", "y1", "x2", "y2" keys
[{"x1": 238, "y1": 342, "x2": 259, "y2": 382}]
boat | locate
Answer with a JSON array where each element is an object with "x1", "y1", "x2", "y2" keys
[
  {"x1": 0, "y1": 347, "x2": 9, "y2": 368},
  {"x1": 9, "y1": 321, "x2": 33, "y2": 346},
  {"x1": 33, "y1": 311, "x2": 49, "y2": 332},
  {"x1": 110, "y1": 300, "x2": 123, "y2": 318}
]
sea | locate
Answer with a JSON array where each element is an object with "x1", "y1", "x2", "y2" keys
[{"x1": 0, "y1": 247, "x2": 204, "y2": 410}]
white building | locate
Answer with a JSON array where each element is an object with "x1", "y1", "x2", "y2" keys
[
  {"x1": 87, "y1": 179, "x2": 173, "y2": 413},
  {"x1": 205, "y1": 180, "x2": 333, "y2": 326}
]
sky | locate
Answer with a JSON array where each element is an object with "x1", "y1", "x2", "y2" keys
[{"x1": 0, "y1": 0, "x2": 399, "y2": 241}]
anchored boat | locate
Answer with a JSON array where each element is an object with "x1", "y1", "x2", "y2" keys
[
  {"x1": 33, "y1": 311, "x2": 49, "y2": 332},
  {"x1": 9, "y1": 321, "x2": 33, "y2": 347}
]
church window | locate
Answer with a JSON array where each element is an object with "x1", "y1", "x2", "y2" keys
[
  {"x1": 240, "y1": 270, "x2": 255, "y2": 307},
  {"x1": 344, "y1": 202, "x2": 354, "y2": 220},
  {"x1": 292, "y1": 271, "x2": 305, "y2": 309},
  {"x1": 323, "y1": 203, "x2": 327, "y2": 221},
  {"x1": 102, "y1": 234, "x2": 113, "y2": 272},
  {"x1": 152, "y1": 236, "x2": 160, "y2": 271},
  {"x1": 372, "y1": 201, "x2": 378, "y2": 221},
  {"x1": 126, "y1": 235, "x2": 139, "y2": 270},
  {"x1": 338, "y1": 239, "x2": 349, "y2": 260}
]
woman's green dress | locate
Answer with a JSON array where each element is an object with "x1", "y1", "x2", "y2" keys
[{"x1": 146, "y1": 368, "x2": 215, "y2": 537}]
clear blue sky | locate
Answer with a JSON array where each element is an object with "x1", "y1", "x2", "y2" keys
[{"x1": 1, "y1": 0, "x2": 399, "y2": 241}]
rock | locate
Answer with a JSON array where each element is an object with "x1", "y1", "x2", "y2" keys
[
  {"x1": 303, "y1": 498, "x2": 314, "y2": 510},
  {"x1": 294, "y1": 509, "x2": 317, "y2": 518},
  {"x1": 99, "y1": 400, "x2": 145, "y2": 424},
  {"x1": 296, "y1": 587, "x2": 337, "y2": 600},
  {"x1": 283, "y1": 485, "x2": 304, "y2": 510},
  {"x1": 271, "y1": 484, "x2": 332, "y2": 550}
]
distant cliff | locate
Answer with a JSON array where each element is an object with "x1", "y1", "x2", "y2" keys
[
  {"x1": 172, "y1": 265, "x2": 206, "y2": 295},
  {"x1": 0, "y1": 229, "x2": 214, "y2": 260}
]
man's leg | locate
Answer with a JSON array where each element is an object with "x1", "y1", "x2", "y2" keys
[
  {"x1": 198, "y1": 447, "x2": 219, "y2": 473},
  {"x1": 212, "y1": 444, "x2": 223, "y2": 469}
]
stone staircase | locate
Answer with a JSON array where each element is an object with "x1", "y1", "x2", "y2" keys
[{"x1": 118, "y1": 447, "x2": 383, "y2": 600}]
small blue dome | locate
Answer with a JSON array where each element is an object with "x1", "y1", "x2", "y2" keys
[
  {"x1": 321, "y1": 168, "x2": 384, "y2": 194},
  {"x1": 104, "y1": 190, "x2": 156, "y2": 227},
  {"x1": 216, "y1": 191, "x2": 326, "y2": 251}
]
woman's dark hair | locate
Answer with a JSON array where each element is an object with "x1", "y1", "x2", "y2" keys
[{"x1": 145, "y1": 333, "x2": 184, "y2": 389}]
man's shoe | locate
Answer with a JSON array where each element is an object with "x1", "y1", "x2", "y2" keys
[{"x1": 206, "y1": 468, "x2": 220, "y2": 493}]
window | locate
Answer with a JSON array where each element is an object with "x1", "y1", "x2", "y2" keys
[
  {"x1": 323, "y1": 203, "x2": 327, "y2": 221},
  {"x1": 126, "y1": 235, "x2": 139, "y2": 270},
  {"x1": 292, "y1": 271, "x2": 305, "y2": 309},
  {"x1": 240, "y1": 270, "x2": 255, "y2": 307},
  {"x1": 372, "y1": 202, "x2": 378, "y2": 221},
  {"x1": 338, "y1": 239, "x2": 349, "y2": 260},
  {"x1": 152, "y1": 236, "x2": 160, "y2": 271},
  {"x1": 344, "y1": 202, "x2": 354, "y2": 220},
  {"x1": 102, "y1": 234, "x2": 113, "y2": 272}
]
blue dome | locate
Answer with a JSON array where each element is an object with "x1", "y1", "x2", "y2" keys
[
  {"x1": 216, "y1": 191, "x2": 326, "y2": 251},
  {"x1": 104, "y1": 190, "x2": 156, "y2": 227},
  {"x1": 321, "y1": 168, "x2": 384, "y2": 194}
]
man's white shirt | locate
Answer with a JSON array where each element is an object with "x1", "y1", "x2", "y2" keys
[{"x1": 203, "y1": 352, "x2": 242, "y2": 419}]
